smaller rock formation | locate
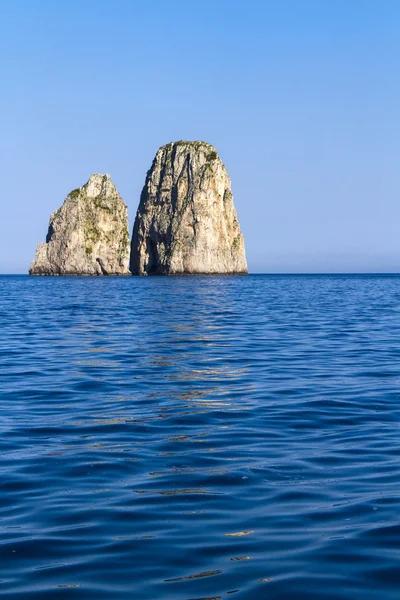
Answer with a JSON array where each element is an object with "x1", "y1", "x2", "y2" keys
[
  {"x1": 130, "y1": 141, "x2": 247, "y2": 275},
  {"x1": 29, "y1": 174, "x2": 130, "y2": 275}
]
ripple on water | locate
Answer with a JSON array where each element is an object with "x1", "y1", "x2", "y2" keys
[{"x1": 0, "y1": 274, "x2": 399, "y2": 599}]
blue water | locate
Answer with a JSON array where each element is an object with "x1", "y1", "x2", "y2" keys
[{"x1": 0, "y1": 274, "x2": 399, "y2": 599}]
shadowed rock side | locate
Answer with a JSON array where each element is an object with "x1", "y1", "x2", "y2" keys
[
  {"x1": 29, "y1": 174, "x2": 130, "y2": 275},
  {"x1": 129, "y1": 141, "x2": 248, "y2": 275}
]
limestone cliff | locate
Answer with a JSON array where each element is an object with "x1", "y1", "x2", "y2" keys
[
  {"x1": 29, "y1": 174, "x2": 130, "y2": 275},
  {"x1": 130, "y1": 141, "x2": 247, "y2": 275}
]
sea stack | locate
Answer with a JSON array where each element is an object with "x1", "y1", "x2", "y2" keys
[
  {"x1": 130, "y1": 141, "x2": 247, "y2": 275},
  {"x1": 29, "y1": 174, "x2": 130, "y2": 275}
]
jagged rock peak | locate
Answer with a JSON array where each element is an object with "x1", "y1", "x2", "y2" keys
[
  {"x1": 130, "y1": 141, "x2": 248, "y2": 275},
  {"x1": 29, "y1": 173, "x2": 130, "y2": 276}
]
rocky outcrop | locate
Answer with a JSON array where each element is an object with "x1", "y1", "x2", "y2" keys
[
  {"x1": 130, "y1": 141, "x2": 247, "y2": 275},
  {"x1": 30, "y1": 174, "x2": 130, "y2": 275}
]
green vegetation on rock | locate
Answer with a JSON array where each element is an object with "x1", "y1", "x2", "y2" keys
[{"x1": 30, "y1": 173, "x2": 131, "y2": 276}]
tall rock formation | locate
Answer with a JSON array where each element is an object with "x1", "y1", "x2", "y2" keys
[
  {"x1": 29, "y1": 174, "x2": 130, "y2": 275},
  {"x1": 130, "y1": 141, "x2": 247, "y2": 275}
]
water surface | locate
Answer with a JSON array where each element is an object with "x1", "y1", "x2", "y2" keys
[{"x1": 0, "y1": 274, "x2": 399, "y2": 599}]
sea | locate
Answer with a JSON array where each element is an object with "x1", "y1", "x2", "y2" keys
[{"x1": 0, "y1": 274, "x2": 399, "y2": 599}]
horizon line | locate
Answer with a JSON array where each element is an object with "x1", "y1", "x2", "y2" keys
[{"x1": 2, "y1": 272, "x2": 400, "y2": 277}]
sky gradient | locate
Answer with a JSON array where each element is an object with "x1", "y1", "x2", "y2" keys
[{"x1": 1, "y1": 0, "x2": 399, "y2": 273}]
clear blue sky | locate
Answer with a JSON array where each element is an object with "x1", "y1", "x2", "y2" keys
[{"x1": 1, "y1": 0, "x2": 399, "y2": 273}]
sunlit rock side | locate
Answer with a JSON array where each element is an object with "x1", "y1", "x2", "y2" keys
[
  {"x1": 129, "y1": 141, "x2": 248, "y2": 275},
  {"x1": 29, "y1": 174, "x2": 130, "y2": 275}
]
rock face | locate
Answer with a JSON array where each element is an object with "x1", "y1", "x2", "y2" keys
[
  {"x1": 130, "y1": 141, "x2": 247, "y2": 275},
  {"x1": 30, "y1": 174, "x2": 130, "y2": 275}
]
